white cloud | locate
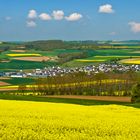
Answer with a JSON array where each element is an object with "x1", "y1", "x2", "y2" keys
[
  {"x1": 109, "y1": 32, "x2": 117, "y2": 35},
  {"x1": 65, "y1": 13, "x2": 83, "y2": 21},
  {"x1": 129, "y1": 22, "x2": 140, "y2": 33},
  {"x1": 5, "y1": 16, "x2": 12, "y2": 21},
  {"x1": 52, "y1": 10, "x2": 64, "y2": 20},
  {"x1": 39, "y1": 13, "x2": 52, "y2": 21},
  {"x1": 26, "y1": 21, "x2": 37, "y2": 27},
  {"x1": 99, "y1": 4, "x2": 114, "y2": 13},
  {"x1": 26, "y1": 9, "x2": 84, "y2": 25},
  {"x1": 28, "y1": 10, "x2": 37, "y2": 19}
]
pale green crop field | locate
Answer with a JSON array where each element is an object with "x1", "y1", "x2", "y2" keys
[{"x1": 0, "y1": 99, "x2": 140, "y2": 140}]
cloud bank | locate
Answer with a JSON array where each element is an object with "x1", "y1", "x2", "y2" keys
[{"x1": 26, "y1": 9, "x2": 83, "y2": 27}]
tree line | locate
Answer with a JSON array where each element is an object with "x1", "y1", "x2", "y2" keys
[
  {"x1": 58, "y1": 51, "x2": 88, "y2": 64},
  {"x1": 25, "y1": 40, "x2": 113, "y2": 51},
  {"x1": 18, "y1": 72, "x2": 139, "y2": 97}
]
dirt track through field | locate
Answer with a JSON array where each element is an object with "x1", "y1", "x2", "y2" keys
[
  {"x1": 0, "y1": 77, "x2": 11, "y2": 80},
  {"x1": 0, "y1": 88, "x2": 17, "y2": 91},
  {"x1": 11, "y1": 50, "x2": 26, "y2": 53},
  {"x1": 12, "y1": 56, "x2": 50, "y2": 62},
  {"x1": 0, "y1": 81, "x2": 10, "y2": 86},
  {"x1": 45, "y1": 95, "x2": 131, "y2": 102}
]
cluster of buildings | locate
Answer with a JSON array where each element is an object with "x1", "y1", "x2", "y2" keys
[{"x1": 0, "y1": 63, "x2": 140, "y2": 78}]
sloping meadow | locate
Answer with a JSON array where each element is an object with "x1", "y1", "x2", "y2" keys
[{"x1": 0, "y1": 99, "x2": 140, "y2": 140}]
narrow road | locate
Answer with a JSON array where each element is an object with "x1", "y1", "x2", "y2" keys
[{"x1": 44, "y1": 95, "x2": 131, "y2": 103}]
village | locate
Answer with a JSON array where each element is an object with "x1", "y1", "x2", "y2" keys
[{"x1": 0, "y1": 63, "x2": 140, "y2": 78}]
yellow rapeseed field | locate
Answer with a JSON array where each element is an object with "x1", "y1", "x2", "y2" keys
[
  {"x1": 6, "y1": 54, "x2": 41, "y2": 57},
  {"x1": 76, "y1": 59, "x2": 105, "y2": 62},
  {"x1": 0, "y1": 99, "x2": 140, "y2": 140},
  {"x1": 120, "y1": 58, "x2": 140, "y2": 64},
  {"x1": 98, "y1": 46, "x2": 129, "y2": 49}
]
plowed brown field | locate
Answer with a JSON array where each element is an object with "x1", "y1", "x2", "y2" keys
[{"x1": 12, "y1": 56, "x2": 50, "y2": 62}]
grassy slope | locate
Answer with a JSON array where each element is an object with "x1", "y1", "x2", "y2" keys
[{"x1": 0, "y1": 94, "x2": 140, "y2": 140}]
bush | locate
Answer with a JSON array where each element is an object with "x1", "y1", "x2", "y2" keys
[{"x1": 131, "y1": 83, "x2": 140, "y2": 103}]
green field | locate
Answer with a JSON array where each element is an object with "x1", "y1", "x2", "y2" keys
[
  {"x1": 0, "y1": 44, "x2": 140, "y2": 69},
  {"x1": 0, "y1": 60, "x2": 57, "y2": 70},
  {"x1": 62, "y1": 59, "x2": 96, "y2": 67},
  {"x1": 0, "y1": 49, "x2": 92, "y2": 69},
  {"x1": 1, "y1": 78, "x2": 35, "y2": 85},
  {"x1": 0, "y1": 95, "x2": 140, "y2": 140},
  {"x1": 62, "y1": 55, "x2": 140, "y2": 67},
  {"x1": 61, "y1": 48, "x2": 140, "y2": 67}
]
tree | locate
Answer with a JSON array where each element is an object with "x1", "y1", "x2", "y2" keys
[
  {"x1": 131, "y1": 83, "x2": 140, "y2": 103},
  {"x1": 18, "y1": 85, "x2": 27, "y2": 95}
]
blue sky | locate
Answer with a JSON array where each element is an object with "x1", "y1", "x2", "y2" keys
[{"x1": 0, "y1": 0, "x2": 140, "y2": 41}]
